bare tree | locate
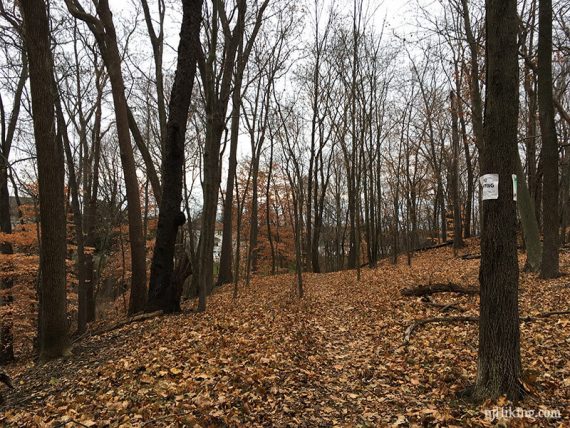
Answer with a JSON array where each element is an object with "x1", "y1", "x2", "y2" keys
[{"x1": 65, "y1": 0, "x2": 148, "y2": 314}]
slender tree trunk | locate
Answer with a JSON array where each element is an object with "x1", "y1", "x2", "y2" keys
[
  {"x1": 126, "y1": 107, "x2": 162, "y2": 204},
  {"x1": 217, "y1": 69, "x2": 243, "y2": 286},
  {"x1": 55, "y1": 97, "x2": 88, "y2": 334},
  {"x1": 0, "y1": 50, "x2": 26, "y2": 364},
  {"x1": 83, "y1": 77, "x2": 103, "y2": 323},
  {"x1": 538, "y1": 0, "x2": 560, "y2": 278},
  {"x1": 450, "y1": 91, "x2": 464, "y2": 249},
  {"x1": 473, "y1": 0, "x2": 522, "y2": 401},
  {"x1": 21, "y1": 0, "x2": 70, "y2": 361},
  {"x1": 516, "y1": 152, "x2": 542, "y2": 271},
  {"x1": 460, "y1": 0, "x2": 485, "y2": 154},
  {"x1": 65, "y1": 0, "x2": 149, "y2": 314},
  {"x1": 140, "y1": 0, "x2": 167, "y2": 154},
  {"x1": 247, "y1": 155, "x2": 260, "y2": 278}
]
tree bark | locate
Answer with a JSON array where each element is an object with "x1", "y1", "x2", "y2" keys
[
  {"x1": 538, "y1": 0, "x2": 560, "y2": 278},
  {"x1": 21, "y1": 0, "x2": 70, "y2": 361},
  {"x1": 0, "y1": 48, "x2": 26, "y2": 364},
  {"x1": 147, "y1": 0, "x2": 203, "y2": 313},
  {"x1": 55, "y1": 95, "x2": 88, "y2": 334},
  {"x1": 515, "y1": 152, "x2": 542, "y2": 272},
  {"x1": 473, "y1": 0, "x2": 522, "y2": 401},
  {"x1": 450, "y1": 90, "x2": 464, "y2": 249}
]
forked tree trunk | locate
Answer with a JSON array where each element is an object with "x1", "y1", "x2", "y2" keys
[{"x1": 146, "y1": 0, "x2": 203, "y2": 314}]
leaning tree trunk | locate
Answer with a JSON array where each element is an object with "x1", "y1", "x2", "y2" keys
[
  {"x1": 473, "y1": 0, "x2": 522, "y2": 401},
  {"x1": 146, "y1": 0, "x2": 203, "y2": 314},
  {"x1": 538, "y1": 0, "x2": 559, "y2": 279},
  {"x1": 21, "y1": 0, "x2": 69, "y2": 361}
]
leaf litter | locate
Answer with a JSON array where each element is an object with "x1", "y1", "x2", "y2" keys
[{"x1": 1, "y1": 238, "x2": 569, "y2": 426}]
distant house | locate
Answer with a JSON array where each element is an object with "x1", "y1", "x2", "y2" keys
[{"x1": 189, "y1": 219, "x2": 225, "y2": 262}]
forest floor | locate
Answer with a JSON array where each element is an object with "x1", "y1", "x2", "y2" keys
[{"x1": 1, "y1": 238, "x2": 570, "y2": 427}]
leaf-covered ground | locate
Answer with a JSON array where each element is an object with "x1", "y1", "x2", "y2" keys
[{"x1": 1, "y1": 238, "x2": 569, "y2": 427}]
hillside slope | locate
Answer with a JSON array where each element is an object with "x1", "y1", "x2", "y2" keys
[{"x1": 1, "y1": 239, "x2": 569, "y2": 426}]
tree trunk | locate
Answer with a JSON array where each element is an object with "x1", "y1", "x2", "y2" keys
[
  {"x1": 217, "y1": 69, "x2": 243, "y2": 286},
  {"x1": 100, "y1": 2, "x2": 148, "y2": 314},
  {"x1": 146, "y1": 0, "x2": 202, "y2": 313},
  {"x1": 516, "y1": 152, "x2": 542, "y2": 272},
  {"x1": 55, "y1": 97, "x2": 88, "y2": 334},
  {"x1": 65, "y1": 0, "x2": 149, "y2": 315},
  {"x1": 473, "y1": 0, "x2": 522, "y2": 401},
  {"x1": 21, "y1": 0, "x2": 70, "y2": 361},
  {"x1": 538, "y1": 0, "x2": 559, "y2": 278},
  {"x1": 450, "y1": 90, "x2": 464, "y2": 249},
  {"x1": 0, "y1": 49, "x2": 26, "y2": 364}
]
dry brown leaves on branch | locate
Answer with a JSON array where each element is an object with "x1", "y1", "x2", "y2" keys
[{"x1": 1, "y1": 238, "x2": 569, "y2": 426}]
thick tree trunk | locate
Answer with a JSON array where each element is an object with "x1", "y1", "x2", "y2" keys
[
  {"x1": 21, "y1": 0, "x2": 70, "y2": 361},
  {"x1": 146, "y1": 0, "x2": 202, "y2": 313},
  {"x1": 538, "y1": 0, "x2": 560, "y2": 278},
  {"x1": 0, "y1": 153, "x2": 14, "y2": 362},
  {"x1": 473, "y1": 0, "x2": 522, "y2": 401}
]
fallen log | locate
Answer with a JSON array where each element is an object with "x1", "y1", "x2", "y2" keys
[
  {"x1": 414, "y1": 240, "x2": 454, "y2": 252},
  {"x1": 461, "y1": 253, "x2": 481, "y2": 260},
  {"x1": 72, "y1": 310, "x2": 164, "y2": 343},
  {"x1": 401, "y1": 282, "x2": 478, "y2": 297},
  {"x1": 520, "y1": 310, "x2": 570, "y2": 321}
]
